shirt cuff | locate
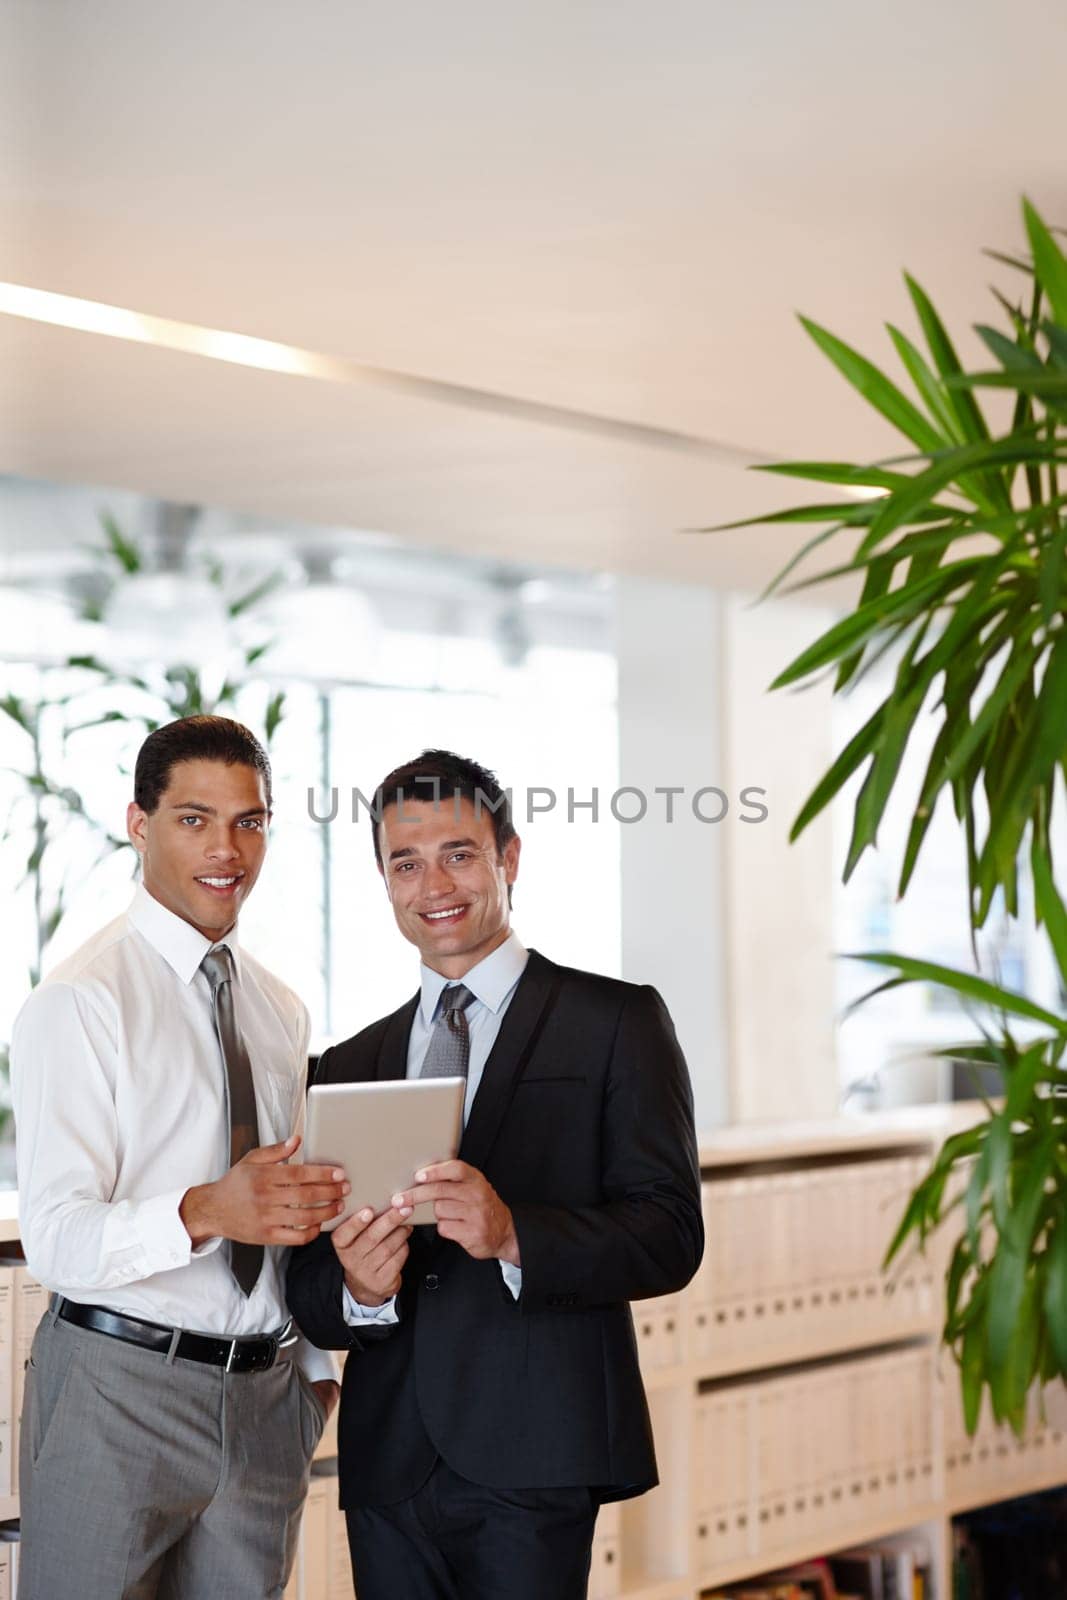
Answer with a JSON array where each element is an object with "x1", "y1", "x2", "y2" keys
[
  {"x1": 293, "y1": 1334, "x2": 339, "y2": 1385},
  {"x1": 342, "y1": 1285, "x2": 400, "y2": 1326},
  {"x1": 499, "y1": 1260, "x2": 523, "y2": 1301},
  {"x1": 101, "y1": 1188, "x2": 225, "y2": 1280}
]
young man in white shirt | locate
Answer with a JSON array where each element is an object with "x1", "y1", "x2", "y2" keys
[{"x1": 11, "y1": 715, "x2": 347, "y2": 1600}]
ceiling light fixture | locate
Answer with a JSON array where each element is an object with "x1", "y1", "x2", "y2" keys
[
  {"x1": 0, "y1": 281, "x2": 762, "y2": 466},
  {"x1": 0, "y1": 282, "x2": 347, "y2": 382},
  {"x1": 258, "y1": 549, "x2": 382, "y2": 684}
]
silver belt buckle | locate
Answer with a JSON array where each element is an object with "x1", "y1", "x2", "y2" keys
[{"x1": 224, "y1": 1337, "x2": 241, "y2": 1374}]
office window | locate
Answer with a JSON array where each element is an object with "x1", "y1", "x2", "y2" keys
[
  {"x1": 832, "y1": 655, "x2": 1063, "y2": 1107},
  {"x1": 0, "y1": 485, "x2": 621, "y2": 1102}
]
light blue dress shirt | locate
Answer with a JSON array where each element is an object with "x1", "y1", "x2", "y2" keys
[{"x1": 343, "y1": 931, "x2": 529, "y2": 1324}]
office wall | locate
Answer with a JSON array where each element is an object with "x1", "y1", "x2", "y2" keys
[
  {"x1": 720, "y1": 592, "x2": 837, "y2": 1122},
  {"x1": 616, "y1": 577, "x2": 729, "y2": 1132},
  {"x1": 616, "y1": 580, "x2": 839, "y2": 1132}
]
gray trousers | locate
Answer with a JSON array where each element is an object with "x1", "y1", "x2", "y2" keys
[{"x1": 19, "y1": 1310, "x2": 326, "y2": 1600}]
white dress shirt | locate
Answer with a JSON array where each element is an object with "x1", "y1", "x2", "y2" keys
[
  {"x1": 343, "y1": 930, "x2": 529, "y2": 1324},
  {"x1": 11, "y1": 884, "x2": 333, "y2": 1381}
]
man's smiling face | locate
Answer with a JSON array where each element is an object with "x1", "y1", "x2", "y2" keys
[
  {"x1": 127, "y1": 758, "x2": 270, "y2": 939},
  {"x1": 378, "y1": 795, "x2": 520, "y2": 978}
]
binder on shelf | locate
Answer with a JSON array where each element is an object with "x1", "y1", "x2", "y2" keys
[
  {"x1": 301, "y1": 1460, "x2": 355, "y2": 1600},
  {"x1": 0, "y1": 1271, "x2": 14, "y2": 1499},
  {"x1": 636, "y1": 1295, "x2": 684, "y2": 1373},
  {"x1": 698, "y1": 1346, "x2": 938, "y2": 1581},
  {"x1": 0, "y1": 1524, "x2": 17, "y2": 1600},
  {"x1": 695, "y1": 1157, "x2": 941, "y2": 1375},
  {"x1": 328, "y1": 1489, "x2": 355, "y2": 1600},
  {"x1": 634, "y1": 1305, "x2": 660, "y2": 1370},
  {"x1": 696, "y1": 1384, "x2": 753, "y2": 1568},
  {"x1": 588, "y1": 1528, "x2": 621, "y2": 1600},
  {"x1": 943, "y1": 1340, "x2": 1067, "y2": 1508},
  {"x1": 748, "y1": 1172, "x2": 772, "y2": 1313},
  {"x1": 696, "y1": 1181, "x2": 719, "y2": 1305},
  {"x1": 753, "y1": 1375, "x2": 791, "y2": 1554},
  {"x1": 764, "y1": 1173, "x2": 793, "y2": 1314},
  {"x1": 659, "y1": 1299, "x2": 683, "y2": 1368},
  {"x1": 595, "y1": 1498, "x2": 622, "y2": 1542},
  {"x1": 724, "y1": 1176, "x2": 755, "y2": 1318},
  {"x1": 783, "y1": 1171, "x2": 809, "y2": 1309}
]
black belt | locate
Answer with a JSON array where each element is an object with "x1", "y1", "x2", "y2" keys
[{"x1": 55, "y1": 1297, "x2": 294, "y2": 1374}]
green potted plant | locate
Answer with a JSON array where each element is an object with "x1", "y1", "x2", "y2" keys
[{"x1": 711, "y1": 198, "x2": 1067, "y2": 1435}]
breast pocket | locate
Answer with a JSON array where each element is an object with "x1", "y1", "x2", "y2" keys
[
  {"x1": 518, "y1": 1075, "x2": 587, "y2": 1087},
  {"x1": 254, "y1": 1067, "x2": 299, "y2": 1143}
]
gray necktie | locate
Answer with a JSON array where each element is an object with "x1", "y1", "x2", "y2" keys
[
  {"x1": 419, "y1": 984, "x2": 476, "y2": 1081},
  {"x1": 201, "y1": 946, "x2": 263, "y2": 1297}
]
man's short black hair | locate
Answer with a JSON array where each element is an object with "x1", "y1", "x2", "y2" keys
[
  {"x1": 134, "y1": 716, "x2": 273, "y2": 814},
  {"x1": 372, "y1": 749, "x2": 515, "y2": 870}
]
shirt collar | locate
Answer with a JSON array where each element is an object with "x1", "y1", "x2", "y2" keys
[
  {"x1": 418, "y1": 930, "x2": 528, "y2": 1026},
  {"x1": 127, "y1": 882, "x2": 244, "y2": 986}
]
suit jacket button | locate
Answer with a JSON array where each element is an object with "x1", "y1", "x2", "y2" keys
[{"x1": 424, "y1": 1274, "x2": 440, "y2": 1291}]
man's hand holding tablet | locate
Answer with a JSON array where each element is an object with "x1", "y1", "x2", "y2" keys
[
  {"x1": 332, "y1": 1203, "x2": 413, "y2": 1306},
  {"x1": 392, "y1": 1160, "x2": 520, "y2": 1266}
]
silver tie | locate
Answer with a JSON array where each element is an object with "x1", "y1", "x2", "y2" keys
[
  {"x1": 201, "y1": 946, "x2": 263, "y2": 1297},
  {"x1": 419, "y1": 984, "x2": 476, "y2": 1081}
]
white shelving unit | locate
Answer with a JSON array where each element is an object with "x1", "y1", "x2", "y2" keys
[
  {"x1": 0, "y1": 1194, "x2": 26, "y2": 1528},
  {"x1": 606, "y1": 1104, "x2": 1066, "y2": 1600}
]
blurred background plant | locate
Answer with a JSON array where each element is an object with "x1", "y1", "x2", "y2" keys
[
  {"x1": 0, "y1": 506, "x2": 285, "y2": 1146},
  {"x1": 710, "y1": 198, "x2": 1067, "y2": 1435}
]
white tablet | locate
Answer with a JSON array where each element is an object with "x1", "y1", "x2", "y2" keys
[{"x1": 304, "y1": 1077, "x2": 466, "y2": 1230}]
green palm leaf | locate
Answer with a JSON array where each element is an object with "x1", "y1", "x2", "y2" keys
[{"x1": 844, "y1": 951, "x2": 1067, "y2": 1031}]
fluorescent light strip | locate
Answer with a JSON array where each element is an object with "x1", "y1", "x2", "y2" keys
[
  {"x1": 0, "y1": 279, "x2": 763, "y2": 466},
  {"x1": 0, "y1": 282, "x2": 348, "y2": 381}
]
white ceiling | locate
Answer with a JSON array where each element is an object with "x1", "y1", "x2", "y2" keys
[{"x1": 2, "y1": 0, "x2": 1065, "y2": 592}]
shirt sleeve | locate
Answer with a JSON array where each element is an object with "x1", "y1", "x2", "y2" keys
[
  {"x1": 341, "y1": 1285, "x2": 400, "y2": 1326},
  {"x1": 11, "y1": 981, "x2": 219, "y2": 1292},
  {"x1": 498, "y1": 1260, "x2": 522, "y2": 1300},
  {"x1": 292, "y1": 1330, "x2": 339, "y2": 1384}
]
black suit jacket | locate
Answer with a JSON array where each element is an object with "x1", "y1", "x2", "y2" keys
[{"x1": 286, "y1": 950, "x2": 703, "y2": 1508}]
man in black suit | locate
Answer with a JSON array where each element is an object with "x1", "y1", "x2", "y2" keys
[{"x1": 287, "y1": 749, "x2": 703, "y2": 1600}]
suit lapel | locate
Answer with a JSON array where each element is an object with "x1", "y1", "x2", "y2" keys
[
  {"x1": 377, "y1": 994, "x2": 418, "y2": 1081},
  {"x1": 460, "y1": 950, "x2": 561, "y2": 1173}
]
